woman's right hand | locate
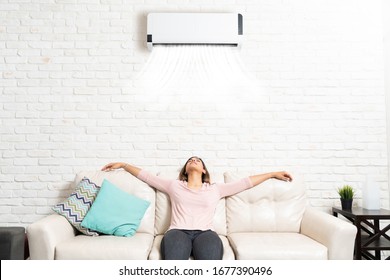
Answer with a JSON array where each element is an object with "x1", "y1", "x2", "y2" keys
[{"x1": 101, "y1": 162, "x2": 125, "y2": 172}]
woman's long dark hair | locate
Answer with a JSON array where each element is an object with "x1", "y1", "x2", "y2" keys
[{"x1": 178, "y1": 156, "x2": 211, "y2": 184}]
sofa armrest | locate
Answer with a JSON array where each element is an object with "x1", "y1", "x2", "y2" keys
[
  {"x1": 300, "y1": 207, "x2": 357, "y2": 260},
  {"x1": 27, "y1": 214, "x2": 76, "y2": 260}
]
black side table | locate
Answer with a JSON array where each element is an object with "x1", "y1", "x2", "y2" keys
[
  {"x1": 332, "y1": 207, "x2": 390, "y2": 260},
  {"x1": 0, "y1": 227, "x2": 26, "y2": 260}
]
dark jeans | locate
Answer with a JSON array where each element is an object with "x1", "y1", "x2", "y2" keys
[{"x1": 160, "y1": 229, "x2": 223, "y2": 260}]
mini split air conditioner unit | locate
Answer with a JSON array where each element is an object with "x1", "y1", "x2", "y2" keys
[{"x1": 146, "y1": 13, "x2": 243, "y2": 51}]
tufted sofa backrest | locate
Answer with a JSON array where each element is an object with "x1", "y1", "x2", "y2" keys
[
  {"x1": 224, "y1": 171, "x2": 307, "y2": 234},
  {"x1": 74, "y1": 170, "x2": 156, "y2": 235},
  {"x1": 72, "y1": 170, "x2": 306, "y2": 237}
]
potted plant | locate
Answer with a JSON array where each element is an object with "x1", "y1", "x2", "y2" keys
[{"x1": 337, "y1": 185, "x2": 355, "y2": 210}]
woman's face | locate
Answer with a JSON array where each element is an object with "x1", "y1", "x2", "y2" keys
[{"x1": 185, "y1": 157, "x2": 205, "y2": 174}]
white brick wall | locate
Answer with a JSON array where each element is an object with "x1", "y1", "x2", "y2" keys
[{"x1": 0, "y1": 0, "x2": 389, "y2": 226}]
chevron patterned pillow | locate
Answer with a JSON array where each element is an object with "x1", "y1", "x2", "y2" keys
[{"x1": 52, "y1": 177, "x2": 101, "y2": 236}]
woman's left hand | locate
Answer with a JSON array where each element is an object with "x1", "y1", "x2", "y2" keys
[{"x1": 273, "y1": 171, "x2": 293, "y2": 182}]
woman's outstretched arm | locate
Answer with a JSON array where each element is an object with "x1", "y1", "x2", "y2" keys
[
  {"x1": 249, "y1": 171, "x2": 292, "y2": 187},
  {"x1": 101, "y1": 162, "x2": 141, "y2": 177},
  {"x1": 101, "y1": 162, "x2": 173, "y2": 192},
  {"x1": 218, "y1": 171, "x2": 293, "y2": 198}
]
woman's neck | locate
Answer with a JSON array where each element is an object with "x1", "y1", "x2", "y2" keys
[{"x1": 187, "y1": 172, "x2": 203, "y2": 189}]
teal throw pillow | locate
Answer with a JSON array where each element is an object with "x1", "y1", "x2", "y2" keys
[{"x1": 81, "y1": 179, "x2": 150, "y2": 237}]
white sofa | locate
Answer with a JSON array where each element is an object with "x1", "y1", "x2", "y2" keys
[{"x1": 27, "y1": 170, "x2": 357, "y2": 260}]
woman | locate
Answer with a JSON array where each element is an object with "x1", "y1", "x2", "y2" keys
[{"x1": 102, "y1": 156, "x2": 292, "y2": 260}]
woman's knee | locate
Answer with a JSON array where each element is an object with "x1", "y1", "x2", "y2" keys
[
  {"x1": 161, "y1": 229, "x2": 192, "y2": 260},
  {"x1": 163, "y1": 229, "x2": 189, "y2": 244},
  {"x1": 192, "y1": 230, "x2": 223, "y2": 260}
]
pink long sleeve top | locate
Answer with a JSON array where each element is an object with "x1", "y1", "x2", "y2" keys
[{"x1": 137, "y1": 170, "x2": 253, "y2": 231}]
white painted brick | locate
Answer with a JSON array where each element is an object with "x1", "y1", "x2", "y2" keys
[{"x1": 0, "y1": 0, "x2": 388, "y2": 227}]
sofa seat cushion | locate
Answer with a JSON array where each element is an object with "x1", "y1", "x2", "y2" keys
[
  {"x1": 228, "y1": 232, "x2": 327, "y2": 260},
  {"x1": 55, "y1": 233, "x2": 154, "y2": 260},
  {"x1": 148, "y1": 234, "x2": 235, "y2": 260}
]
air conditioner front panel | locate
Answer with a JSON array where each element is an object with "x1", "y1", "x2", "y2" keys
[{"x1": 147, "y1": 13, "x2": 243, "y2": 50}]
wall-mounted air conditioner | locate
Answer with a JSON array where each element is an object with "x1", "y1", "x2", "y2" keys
[{"x1": 146, "y1": 13, "x2": 243, "y2": 51}]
